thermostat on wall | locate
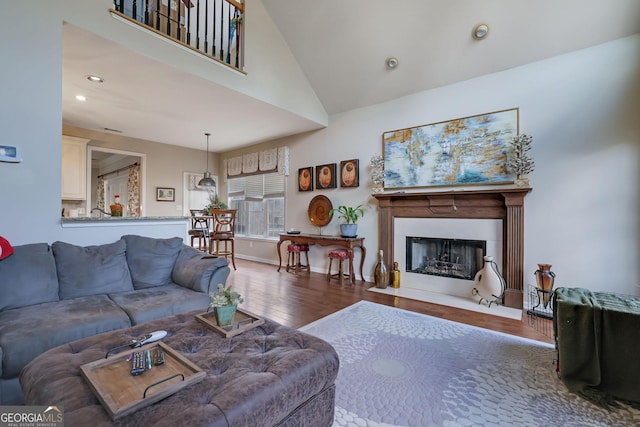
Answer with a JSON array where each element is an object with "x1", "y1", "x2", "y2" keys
[{"x1": 0, "y1": 145, "x2": 22, "y2": 163}]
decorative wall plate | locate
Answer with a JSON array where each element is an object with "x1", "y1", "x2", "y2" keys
[{"x1": 308, "y1": 195, "x2": 333, "y2": 227}]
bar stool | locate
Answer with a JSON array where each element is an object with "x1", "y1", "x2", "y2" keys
[
  {"x1": 327, "y1": 249, "x2": 352, "y2": 285},
  {"x1": 286, "y1": 243, "x2": 310, "y2": 274}
]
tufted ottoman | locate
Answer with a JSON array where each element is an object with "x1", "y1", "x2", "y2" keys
[{"x1": 20, "y1": 310, "x2": 339, "y2": 426}]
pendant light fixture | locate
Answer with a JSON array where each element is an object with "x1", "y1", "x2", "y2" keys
[{"x1": 198, "y1": 132, "x2": 216, "y2": 188}]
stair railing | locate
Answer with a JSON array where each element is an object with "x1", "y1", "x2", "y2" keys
[{"x1": 112, "y1": 0, "x2": 244, "y2": 72}]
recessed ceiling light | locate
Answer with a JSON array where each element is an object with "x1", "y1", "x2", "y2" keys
[
  {"x1": 386, "y1": 57, "x2": 399, "y2": 69},
  {"x1": 86, "y1": 75, "x2": 104, "y2": 83},
  {"x1": 75, "y1": 95, "x2": 87, "y2": 101},
  {"x1": 472, "y1": 23, "x2": 490, "y2": 40}
]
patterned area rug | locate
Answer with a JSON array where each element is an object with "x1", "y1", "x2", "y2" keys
[{"x1": 299, "y1": 301, "x2": 640, "y2": 426}]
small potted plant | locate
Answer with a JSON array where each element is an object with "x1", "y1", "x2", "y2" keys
[
  {"x1": 329, "y1": 205, "x2": 364, "y2": 237},
  {"x1": 203, "y1": 193, "x2": 228, "y2": 215},
  {"x1": 209, "y1": 284, "x2": 244, "y2": 326}
]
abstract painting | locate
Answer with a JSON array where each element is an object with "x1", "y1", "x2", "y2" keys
[{"x1": 383, "y1": 108, "x2": 519, "y2": 189}]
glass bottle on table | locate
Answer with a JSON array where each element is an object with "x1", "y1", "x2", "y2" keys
[
  {"x1": 391, "y1": 261, "x2": 401, "y2": 288},
  {"x1": 374, "y1": 250, "x2": 388, "y2": 289}
]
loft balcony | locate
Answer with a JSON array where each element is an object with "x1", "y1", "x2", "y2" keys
[{"x1": 111, "y1": 0, "x2": 244, "y2": 73}]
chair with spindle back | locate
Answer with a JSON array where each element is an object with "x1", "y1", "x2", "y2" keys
[
  {"x1": 210, "y1": 209, "x2": 237, "y2": 270},
  {"x1": 188, "y1": 209, "x2": 211, "y2": 252}
]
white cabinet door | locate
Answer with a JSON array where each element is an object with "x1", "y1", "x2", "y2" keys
[{"x1": 61, "y1": 135, "x2": 89, "y2": 200}]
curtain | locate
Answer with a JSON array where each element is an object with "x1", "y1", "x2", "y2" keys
[
  {"x1": 127, "y1": 164, "x2": 141, "y2": 217},
  {"x1": 96, "y1": 177, "x2": 106, "y2": 212}
]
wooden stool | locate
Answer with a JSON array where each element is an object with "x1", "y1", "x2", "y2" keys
[
  {"x1": 286, "y1": 243, "x2": 310, "y2": 274},
  {"x1": 327, "y1": 249, "x2": 352, "y2": 285}
]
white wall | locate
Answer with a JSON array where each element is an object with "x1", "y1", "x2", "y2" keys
[
  {"x1": 244, "y1": 35, "x2": 640, "y2": 297},
  {"x1": 1, "y1": 2, "x2": 64, "y2": 244}
]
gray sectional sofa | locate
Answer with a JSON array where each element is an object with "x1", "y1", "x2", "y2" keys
[{"x1": 0, "y1": 234, "x2": 230, "y2": 405}]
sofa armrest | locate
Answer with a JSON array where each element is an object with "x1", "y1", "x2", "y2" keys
[{"x1": 172, "y1": 245, "x2": 230, "y2": 294}]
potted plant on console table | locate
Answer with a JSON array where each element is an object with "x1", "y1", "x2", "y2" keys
[
  {"x1": 329, "y1": 205, "x2": 364, "y2": 238},
  {"x1": 209, "y1": 284, "x2": 244, "y2": 327}
]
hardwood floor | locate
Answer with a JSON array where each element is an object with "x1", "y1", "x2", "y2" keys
[{"x1": 225, "y1": 258, "x2": 554, "y2": 344}]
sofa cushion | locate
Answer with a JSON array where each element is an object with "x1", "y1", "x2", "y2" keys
[
  {"x1": 0, "y1": 295, "x2": 131, "y2": 378},
  {"x1": 53, "y1": 240, "x2": 134, "y2": 299},
  {"x1": 0, "y1": 243, "x2": 59, "y2": 311},
  {"x1": 121, "y1": 235, "x2": 183, "y2": 289},
  {"x1": 108, "y1": 284, "x2": 210, "y2": 325}
]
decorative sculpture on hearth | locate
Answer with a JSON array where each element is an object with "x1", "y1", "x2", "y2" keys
[{"x1": 472, "y1": 256, "x2": 506, "y2": 307}]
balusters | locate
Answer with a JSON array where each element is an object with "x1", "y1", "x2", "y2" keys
[
  {"x1": 165, "y1": 0, "x2": 171, "y2": 36},
  {"x1": 143, "y1": 0, "x2": 150, "y2": 26},
  {"x1": 219, "y1": 1, "x2": 225, "y2": 61},
  {"x1": 196, "y1": 0, "x2": 201, "y2": 49},
  {"x1": 211, "y1": 0, "x2": 216, "y2": 57},
  {"x1": 155, "y1": 0, "x2": 161, "y2": 30},
  {"x1": 204, "y1": 0, "x2": 209, "y2": 53},
  {"x1": 186, "y1": 0, "x2": 191, "y2": 45},
  {"x1": 113, "y1": 0, "x2": 243, "y2": 71},
  {"x1": 176, "y1": 0, "x2": 181, "y2": 40},
  {"x1": 234, "y1": 8, "x2": 240, "y2": 68}
]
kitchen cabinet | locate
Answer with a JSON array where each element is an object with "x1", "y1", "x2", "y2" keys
[{"x1": 61, "y1": 135, "x2": 89, "y2": 200}]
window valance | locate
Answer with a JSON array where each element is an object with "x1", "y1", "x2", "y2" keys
[{"x1": 226, "y1": 146, "x2": 289, "y2": 178}]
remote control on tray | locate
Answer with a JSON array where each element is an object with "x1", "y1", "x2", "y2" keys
[{"x1": 130, "y1": 351, "x2": 146, "y2": 376}]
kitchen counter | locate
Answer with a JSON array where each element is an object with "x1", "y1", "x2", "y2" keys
[{"x1": 61, "y1": 216, "x2": 189, "y2": 228}]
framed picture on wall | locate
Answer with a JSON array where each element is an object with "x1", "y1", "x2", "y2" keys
[
  {"x1": 298, "y1": 167, "x2": 314, "y2": 191},
  {"x1": 340, "y1": 159, "x2": 359, "y2": 188},
  {"x1": 382, "y1": 108, "x2": 519, "y2": 189},
  {"x1": 156, "y1": 187, "x2": 175, "y2": 201},
  {"x1": 315, "y1": 163, "x2": 337, "y2": 189}
]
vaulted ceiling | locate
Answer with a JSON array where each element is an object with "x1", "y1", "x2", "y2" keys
[{"x1": 62, "y1": 0, "x2": 640, "y2": 152}]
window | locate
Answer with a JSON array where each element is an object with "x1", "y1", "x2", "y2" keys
[{"x1": 228, "y1": 172, "x2": 285, "y2": 238}]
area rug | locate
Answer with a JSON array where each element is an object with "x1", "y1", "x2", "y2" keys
[{"x1": 299, "y1": 301, "x2": 640, "y2": 426}]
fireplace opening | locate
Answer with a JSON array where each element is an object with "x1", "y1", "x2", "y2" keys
[{"x1": 406, "y1": 237, "x2": 486, "y2": 281}]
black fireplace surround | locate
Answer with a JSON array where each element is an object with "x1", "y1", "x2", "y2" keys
[{"x1": 406, "y1": 237, "x2": 486, "y2": 280}]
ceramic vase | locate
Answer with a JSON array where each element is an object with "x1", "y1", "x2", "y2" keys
[
  {"x1": 535, "y1": 264, "x2": 556, "y2": 309},
  {"x1": 215, "y1": 304, "x2": 237, "y2": 327},
  {"x1": 472, "y1": 256, "x2": 505, "y2": 307}
]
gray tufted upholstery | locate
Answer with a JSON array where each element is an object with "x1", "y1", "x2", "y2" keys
[{"x1": 20, "y1": 310, "x2": 339, "y2": 427}]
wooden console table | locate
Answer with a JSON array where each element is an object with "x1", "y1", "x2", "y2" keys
[{"x1": 277, "y1": 234, "x2": 366, "y2": 282}]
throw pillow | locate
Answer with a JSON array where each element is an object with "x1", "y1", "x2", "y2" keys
[
  {"x1": 0, "y1": 236, "x2": 14, "y2": 260},
  {"x1": 121, "y1": 235, "x2": 183, "y2": 289},
  {"x1": 53, "y1": 239, "x2": 134, "y2": 299},
  {"x1": 0, "y1": 243, "x2": 59, "y2": 311}
]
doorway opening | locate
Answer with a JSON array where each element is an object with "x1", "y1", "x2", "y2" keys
[{"x1": 87, "y1": 147, "x2": 146, "y2": 217}]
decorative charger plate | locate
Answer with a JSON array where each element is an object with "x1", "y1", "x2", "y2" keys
[{"x1": 308, "y1": 195, "x2": 333, "y2": 227}]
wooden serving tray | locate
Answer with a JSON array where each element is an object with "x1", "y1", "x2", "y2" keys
[
  {"x1": 80, "y1": 342, "x2": 205, "y2": 420},
  {"x1": 195, "y1": 308, "x2": 265, "y2": 338}
]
